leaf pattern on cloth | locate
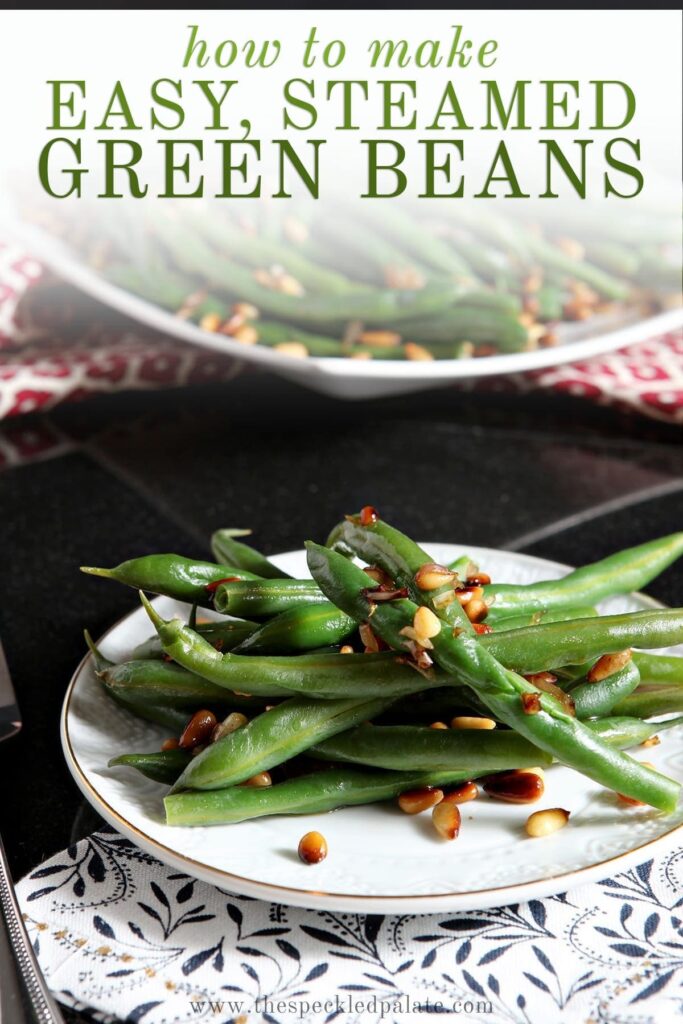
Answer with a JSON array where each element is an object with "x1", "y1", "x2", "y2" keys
[
  {"x1": 0, "y1": 241, "x2": 682, "y2": 429},
  {"x1": 16, "y1": 827, "x2": 683, "y2": 1024}
]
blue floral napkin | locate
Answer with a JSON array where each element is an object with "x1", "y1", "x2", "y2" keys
[{"x1": 17, "y1": 827, "x2": 683, "y2": 1023}]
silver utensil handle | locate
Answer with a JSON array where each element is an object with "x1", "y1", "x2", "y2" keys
[{"x1": 0, "y1": 832, "x2": 65, "y2": 1024}]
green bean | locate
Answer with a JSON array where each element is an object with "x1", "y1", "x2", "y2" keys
[
  {"x1": 170, "y1": 695, "x2": 397, "y2": 793},
  {"x1": 132, "y1": 618, "x2": 258, "y2": 660},
  {"x1": 165, "y1": 766, "x2": 487, "y2": 826},
  {"x1": 213, "y1": 578, "x2": 323, "y2": 618},
  {"x1": 437, "y1": 227, "x2": 519, "y2": 287},
  {"x1": 358, "y1": 203, "x2": 472, "y2": 278},
  {"x1": 233, "y1": 603, "x2": 357, "y2": 654},
  {"x1": 399, "y1": 307, "x2": 530, "y2": 351},
  {"x1": 633, "y1": 652, "x2": 683, "y2": 687},
  {"x1": 484, "y1": 533, "x2": 683, "y2": 622},
  {"x1": 112, "y1": 715, "x2": 683, "y2": 789},
  {"x1": 110, "y1": 749, "x2": 192, "y2": 785},
  {"x1": 492, "y1": 606, "x2": 598, "y2": 631},
  {"x1": 583, "y1": 241, "x2": 640, "y2": 278},
  {"x1": 105, "y1": 262, "x2": 229, "y2": 320},
  {"x1": 446, "y1": 555, "x2": 477, "y2": 576},
  {"x1": 374, "y1": 687, "x2": 476, "y2": 724},
  {"x1": 584, "y1": 715, "x2": 683, "y2": 748},
  {"x1": 535, "y1": 284, "x2": 565, "y2": 321},
  {"x1": 309, "y1": 725, "x2": 552, "y2": 772},
  {"x1": 150, "y1": 213, "x2": 464, "y2": 327},
  {"x1": 482, "y1": 610, "x2": 683, "y2": 674},
  {"x1": 327, "y1": 515, "x2": 472, "y2": 634},
  {"x1": 81, "y1": 554, "x2": 260, "y2": 607},
  {"x1": 310, "y1": 208, "x2": 434, "y2": 288},
  {"x1": 85, "y1": 630, "x2": 264, "y2": 711},
  {"x1": 569, "y1": 661, "x2": 641, "y2": 720},
  {"x1": 255, "y1": 322, "x2": 350, "y2": 356},
  {"x1": 140, "y1": 593, "x2": 443, "y2": 699},
  {"x1": 210, "y1": 528, "x2": 290, "y2": 580},
  {"x1": 524, "y1": 235, "x2": 631, "y2": 300},
  {"x1": 121, "y1": 701, "x2": 192, "y2": 733},
  {"x1": 190, "y1": 211, "x2": 367, "y2": 296},
  {"x1": 307, "y1": 540, "x2": 680, "y2": 812},
  {"x1": 612, "y1": 687, "x2": 683, "y2": 719}
]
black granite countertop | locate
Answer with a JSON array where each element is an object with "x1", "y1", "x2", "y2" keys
[{"x1": 0, "y1": 373, "x2": 681, "y2": 1022}]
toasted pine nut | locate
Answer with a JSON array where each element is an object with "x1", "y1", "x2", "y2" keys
[
  {"x1": 254, "y1": 268, "x2": 275, "y2": 288},
  {"x1": 432, "y1": 800, "x2": 461, "y2": 840},
  {"x1": 199, "y1": 312, "x2": 222, "y2": 333},
  {"x1": 413, "y1": 606, "x2": 441, "y2": 640},
  {"x1": 241, "y1": 771, "x2": 272, "y2": 788},
  {"x1": 363, "y1": 566, "x2": 391, "y2": 585},
  {"x1": 232, "y1": 301, "x2": 259, "y2": 321},
  {"x1": 340, "y1": 645, "x2": 354, "y2": 655},
  {"x1": 466, "y1": 572, "x2": 491, "y2": 586},
  {"x1": 455, "y1": 585, "x2": 484, "y2": 606},
  {"x1": 404, "y1": 342, "x2": 433, "y2": 361},
  {"x1": 521, "y1": 692, "x2": 542, "y2": 715},
  {"x1": 358, "y1": 329, "x2": 401, "y2": 348},
  {"x1": 465, "y1": 597, "x2": 488, "y2": 623},
  {"x1": 359, "y1": 505, "x2": 379, "y2": 526},
  {"x1": 451, "y1": 716, "x2": 496, "y2": 731},
  {"x1": 350, "y1": 351, "x2": 372, "y2": 360},
  {"x1": 415, "y1": 563, "x2": 457, "y2": 591},
  {"x1": 176, "y1": 289, "x2": 208, "y2": 319},
  {"x1": 587, "y1": 650, "x2": 632, "y2": 683},
  {"x1": 385, "y1": 265, "x2": 426, "y2": 290},
  {"x1": 398, "y1": 787, "x2": 444, "y2": 814},
  {"x1": 211, "y1": 712, "x2": 249, "y2": 743},
  {"x1": 179, "y1": 710, "x2": 218, "y2": 750},
  {"x1": 525, "y1": 807, "x2": 570, "y2": 838},
  {"x1": 557, "y1": 237, "x2": 585, "y2": 261},
  {"x1": 429, "y1": 721, "x2": 449, "y2": 730},
  {"x1": 233, "y1": 324, "x2": 259, "y2": 345},
  {"x1": 283, "y1": 216, "x2": 309, "y2": 245},
  {"x1": 483, "y1": 770, "x2": 544, "y2": 804},
  {"x1": 523, "y1": 272, "x2": 543, "y2": 293},
  {"x1": 617, "y1": 761, "x2": 657, "y2": 806},
  {"x1": 274, "y1": 341, "x2": 309, "y2": 358},
  {"x1": 399, "y1": 625, "x2": 432, "y2": 648},
  {"x1": 359, "y1": 623, "x2": 380, "y2": 653},
  {"x1": 443, "y1": 781, "x2": 478, "y2": 805},
  {"x1": 642, "y1": 735, "x2": 661, "y2": 748},
  {"x1": 524, "y1": 671, "x2": 558, "y2": 686},
  {"x1": 278, "y1": 274, "x2": 305, "y2": 297},
  {"x1": 161, "y1": 737, "x2": 179, "y2": 752},
  {"x1": 298, "y1": 831, "x2": 327, "y2": 864},
  {"x1": 220, "y1": 313, "x2": 245, "y2": 336}
]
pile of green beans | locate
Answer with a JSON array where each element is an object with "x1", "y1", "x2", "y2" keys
[
  {"x1": 58, "y1": 200, "x2": 680, "y2": 363},
  {"x1": 82, "y1": 520, "x2": 683, "y2": 828}
]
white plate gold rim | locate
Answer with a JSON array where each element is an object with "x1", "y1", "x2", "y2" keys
[
  {"x1": 61, "y1": 545, "x2": 683, "y2": 913},
  {"x1": 8, "y1": 217, "x2": 683, "y2": 400}
]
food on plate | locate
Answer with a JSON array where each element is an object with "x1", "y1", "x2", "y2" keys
[{"x1": 82, "y1": 516, "x2": 683, "y2": 842}]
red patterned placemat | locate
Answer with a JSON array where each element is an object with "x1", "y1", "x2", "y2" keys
[{"x1": 0, "y1": 241, "x2": 681, "y2": 425}]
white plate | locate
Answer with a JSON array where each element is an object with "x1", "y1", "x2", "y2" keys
[
  {"x1": 61, "y1": 544, "x2": 683, "y2": 913},
  {"x1": 7, "y1": 216, "x2": 683, "y2": 400}
]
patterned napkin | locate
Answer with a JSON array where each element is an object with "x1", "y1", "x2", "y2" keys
[
  {"x1": 0, "y1": 239, "x2": 682, "y2": 429},
  {"x1": 16, "y1": 826, "x2": 683, "y2": 1024}
]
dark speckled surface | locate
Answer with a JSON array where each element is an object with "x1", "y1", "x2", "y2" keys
[{"x1": 0, "y1": 372, "x2": 681, "y2": 1022}]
